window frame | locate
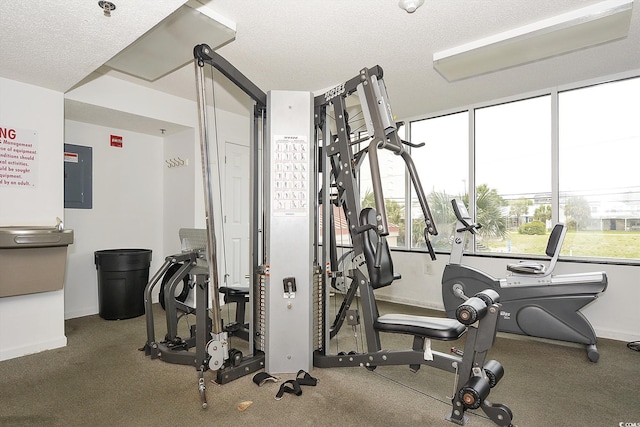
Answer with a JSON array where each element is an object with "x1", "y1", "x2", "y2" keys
[{"x1": 400, "y1": 68, "x2": 640, "y2": 265}]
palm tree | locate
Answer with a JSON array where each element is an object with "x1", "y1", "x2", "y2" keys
[
  {"x1": 365, "y1": 186, "x2": 507, "y2": 249},
  {"x1": 533, "y1": 204, "x2": 552, "y2": 223},
  {"x1": 471, "y1": 184, "x2": 507, "y2": 240},
  {"x1": 420, "y1": 191, "x2": 458, "y2": 249}
]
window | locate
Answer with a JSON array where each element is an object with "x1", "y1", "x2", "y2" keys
[
  {"x1": 409, "y1": 112, "x2": 469, "y2": 250},
  {"x1": 404, "y1": 73, "x2": 640, "y2": 262},
  {"x1": 475, "y1": 96, "x2": 551, "y2": 255},
  {"x1": 559, "y1": 78, "x2": 640, "y2": 259}
]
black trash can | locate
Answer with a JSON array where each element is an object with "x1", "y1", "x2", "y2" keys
[{"x1": 94, "y1": 249, "x2": 152, "y2": 320}]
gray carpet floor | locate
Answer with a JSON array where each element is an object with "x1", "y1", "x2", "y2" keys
[{"x1": 1, "y1": 298, "x2": 639, "y2": 427}]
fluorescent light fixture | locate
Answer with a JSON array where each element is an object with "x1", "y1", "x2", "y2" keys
[
  {"x1": 105, "y1": 0, "x2": 236, "y2": 81},
  {"x1": 433, "y1": 0, "x2": 634, "y2": 81}
]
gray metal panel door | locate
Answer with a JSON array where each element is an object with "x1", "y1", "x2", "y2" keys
[{"x1": 64, "y1": 143, "x2": 92, "y2": 209}]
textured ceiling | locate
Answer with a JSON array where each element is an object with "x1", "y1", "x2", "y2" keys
[
  {"x1": 2, "y1": 1, "x2": 640, "y2": 135},
  {"x1": 205, "y1": 0, "x2": 640, "y2": 120},
  {"x1": 0, "y1": 0, "x2": 185, "y2": 92}
]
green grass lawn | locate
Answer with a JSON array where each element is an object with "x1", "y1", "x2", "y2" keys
[{"x1": 483, "y1": 230, "x2": 640, "y2": 259}]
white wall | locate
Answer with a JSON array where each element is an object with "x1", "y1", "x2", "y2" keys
[
  {"x1": 163, "y1": 128, "x2": 197, "y2": 255},
  {"x1": 376, "y1": 250, "x2": 640, "y2": 342},
  {"x1": 65, "y1": 75, "x2": 196, "y2": 128},
  {"x1": 0, "y1": 77, "x2": 67, "y2": 361},
  {"x1": 63, "y1": 120, "x2": 164, "y2": 319}
]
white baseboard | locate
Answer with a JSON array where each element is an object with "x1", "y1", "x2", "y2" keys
[
  {"x1": 0, "y1": 336, "x2": 67, "y2": 362},
  {"x1": 64, "y1": 305, "x2": 98, "y2": 320},
  {"x1": 595, "y1": 327, "x2": 640, "y2": 343}
]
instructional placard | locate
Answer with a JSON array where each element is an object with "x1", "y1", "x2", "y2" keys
[
  {"x1": 0, "y1": 126, "x2": 38, "y2": 188},
  {"x1": 272, "y1": 135, "x2": 309, "y2": 216}
]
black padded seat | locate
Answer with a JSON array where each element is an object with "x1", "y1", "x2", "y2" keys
[
  {"x1": 219, "y1": 286, "x2": 249, "y2": 298},
  {"x1": 374, "y1": 314, "x2": 466, "y2": 340}
]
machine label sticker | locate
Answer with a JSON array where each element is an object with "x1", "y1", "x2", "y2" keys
[
  {"x1": 324, "y1": 83, "x2": 345, "y2": 102},
  {"x1": 0, "y1": 126, "x2": 38, "y2": 188},
  {"x1": 272, "y1": 135, "x2": 309, "y2": 217}
]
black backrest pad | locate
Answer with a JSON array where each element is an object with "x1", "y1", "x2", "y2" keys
[
  {"x1": 360, "y1": 208, "x2": 395, "y2": 289},
  {"x1": 545, "y1": 224, "x2": 564, "y2": 258}
]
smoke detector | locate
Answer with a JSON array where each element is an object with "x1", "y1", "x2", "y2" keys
[
  {"x1": 98, "y1": 1, "x2": 116, "y2": 17},
  {"x1": 399, "y1": 0, "x2": 424, "y2": 13}
]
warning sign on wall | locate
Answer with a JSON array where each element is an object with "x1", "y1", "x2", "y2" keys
[
  {"x1": 110, "y1": 134, "x2": 123, "y2": 148},
  {"x1": 64, "y1": 152, "x2": 79, "y2": 163},
  {"x1": 0, "y1": 126, "x2": 38, "y2": 188}
]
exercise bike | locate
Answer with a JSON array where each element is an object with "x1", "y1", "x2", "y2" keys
[{"x1": 442, "y1": 199, "x2": 607, "y2": 362}]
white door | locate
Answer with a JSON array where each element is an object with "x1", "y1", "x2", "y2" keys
[{"x1": 224, "y1": 142, "x2": 251, "y2": 287}]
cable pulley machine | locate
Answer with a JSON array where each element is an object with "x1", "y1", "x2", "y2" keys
[{"x1": 143, "y1": 43, "x2": 318, "y2": 405}]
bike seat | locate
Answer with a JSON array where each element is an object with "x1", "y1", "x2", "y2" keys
[
  {"x1": 507, "y1": 261, "x2": 545, "y2": 275},
  {"x1": 506, "y1": 223, "x2": 566, "y2": 277}
]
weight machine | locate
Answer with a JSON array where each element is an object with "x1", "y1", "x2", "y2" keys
[
  {"x1": 314, "y1": 67, "x2": 514, "y2": 425},
  {"x1": 442, "y1": 198, "x2": 607, "y2": 362},
  {"x1": 142, "y1": 43, "x2": 514, "y2": 425},
  {"x1": 144, "y1": 43, "x2": 319, "y2": 403}
]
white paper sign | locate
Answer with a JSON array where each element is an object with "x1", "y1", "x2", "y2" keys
[{"x1": 0, "y1": 127, "x2": 38, "y2": 188}]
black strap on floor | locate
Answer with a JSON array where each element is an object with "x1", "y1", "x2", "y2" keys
[
  {"x1": 253, "y1": 372, "x2": 279, "y2": 387},
  {"x1": 296, "y1": 370, "x2": 318, "y2": 386},
  {"x1": 275, "y1": 380, "x2": 302, "y2": 400}
]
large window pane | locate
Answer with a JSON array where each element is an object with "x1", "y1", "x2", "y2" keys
[
  {"x1": 410, "y1": 112, "x2": 469, "y2": 250},
  {"x1": 559, "y1": 78, "x2": 640, "y2": 260},
  {"x1": 475, "y1": 96, "x2": 551, "y2": 255}
]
